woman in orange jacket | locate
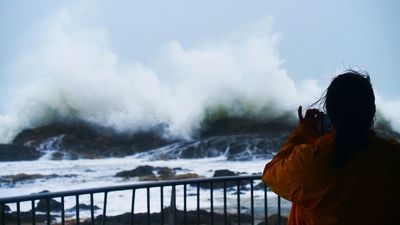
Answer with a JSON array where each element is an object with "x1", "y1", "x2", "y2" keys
[{"x1": 262, "y1": 71, "x2": 400, "y2": 225}]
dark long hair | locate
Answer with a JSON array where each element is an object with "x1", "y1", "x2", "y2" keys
[{"x1": 325, "y1": 70, "x2": 376, "y2": 168}]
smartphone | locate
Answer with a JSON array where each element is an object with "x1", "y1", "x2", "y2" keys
[{"x1": 321, "y1": 113, "x2": 331, "y2": 133}]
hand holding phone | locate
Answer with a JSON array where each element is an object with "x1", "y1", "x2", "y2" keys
[{"x1": 298, "y1": 106, "x2": 325, "y2": 133}]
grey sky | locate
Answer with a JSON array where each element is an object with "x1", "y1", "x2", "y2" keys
[{"x1": 1, "y1": 0, "x2": 399, "y2": 99}]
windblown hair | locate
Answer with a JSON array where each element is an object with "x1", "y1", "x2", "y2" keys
[{"x1": 325, "y1": 70, "x2": 376, "y2": 168}]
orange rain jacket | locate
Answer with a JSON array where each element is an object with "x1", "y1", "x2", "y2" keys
[{"x1": 262, "y1": 123, "x2": 400, "y2": 225}]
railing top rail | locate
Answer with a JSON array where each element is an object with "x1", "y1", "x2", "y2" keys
[{"x1": 0, "y1": 174, "x2": 262, "y2": 204}]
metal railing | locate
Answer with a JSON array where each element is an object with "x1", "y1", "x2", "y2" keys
[{"x1": 0, "y1": 175, "x2": 284, "y2": 225}]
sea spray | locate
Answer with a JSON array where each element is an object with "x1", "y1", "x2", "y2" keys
[
  {"x1": 0, "y1": 9, "x2": 399, "y2": 144},
  {"x1": 0, "y1": 13, "x2": 318, "y2": 143}
]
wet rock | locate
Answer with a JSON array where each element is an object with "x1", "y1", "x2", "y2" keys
[
  {"x1": 0, "y1": 173, "x2": 45, "y2": 184},
  {"x1": 115, "y1": 165, "x2": 155, "y2": 178},
  {"x1": 51, "y1": 152, "x2": 64, "y2": 160},
  {"x1": 35, "y1": 199, "x2": 62, "y2": 212},
  {"x1": 67, "y1": 204, "x2": 100, "y2": 212},
  {"x1": 156, "y1": 167, "x2": 175, "y2": 178},
  {"x1": 213, "y1": 169, "x2": 236, "y2": 177},
  {"x1": 12, "y1": 122, "x2": 174, "y2": 160},
  {"x1": 254, "y1": 181, "x2": 268, "y2": 190},
  {"x1": 3, "y1": 205, "x2": 11, "y2": 212},
  {"x1": 139, "y1": 172, "x2": 201, "y2": 181},
  {"x1": 0, "y1": 173, "x2": 77, "y2": 186},
  {"x1": 0, "y1": 144, "x2": 42, "y2": 161},
  {"x1": 1, "y1": 211, "x2": 49, "y2": 224},
  {"x1": 115, "y1": 165, "x2": 201, "y2": 181}
]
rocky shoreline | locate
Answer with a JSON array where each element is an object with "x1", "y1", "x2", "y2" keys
[
  {"x1": 0, "y1": 118, "x2": 293, "y2": 162},
  {"x1": 1, "y1": 116, "x2": 399, "y2": 162}
]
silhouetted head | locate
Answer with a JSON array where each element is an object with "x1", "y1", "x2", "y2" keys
[
  {"x1": 325, "y1": 71, "x2": 376, "y2": 131},
  {"x1": 324, "y1": 70, "x2": 376, "y2": 167}
]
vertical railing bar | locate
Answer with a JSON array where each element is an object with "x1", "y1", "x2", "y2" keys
[
  {"x1": 278, "y1": 196, "x2": 281, "y2": 225},
  {"x1": 130, "y1": 189, "x2": 135, "y2": 225},
  {"x1": 1, "y1": 204, "x2": 5, "y2": 225},
  {"x1": 102, "y1": 192, "x2": 108, "y2": 225},
  {"x1": 251, "y1": 180, "x2": 254, "y2": 225},
  {"x1": 173, "y1": 185, "x2": 176, "y2": 225},
  {"x1": 237, "y1": 180, "x2": 241, "y2": 225},
  {"x1": 264, "y1": 185, "x2": 268, "y2": 225},
  {"x1": 223, "y1": 181, "x2": 227, "y2": 225},
  {"x1": 160, "y1": 186, "x2": 164, "y2": 225},
  {"x1": 16, "y1": 201, "x2": 21, "y2": 225},
  {"x1": 210, "y1": 182, "x2": 214, "y2": 225},
  {"x1": 147, "y1": 187, "x2": 150, "y2": 225},
  {"x1": 90, "y1": 193, "x2": 95, "y2": 225},
  {"x1": 32, "y1": 200, "x2": 36, "y2": 225},
  {"x1": 46, "y1": 198, "x2": 50, "y2": 225},
  {"x1": 76, "y1": 195, "x2": 80, "y2": 225},
  {"x1": 61, "y1": 197, "x2": 65, "y2": 225},
  {"x1": 184, "y1": 184, "x2": 187, "y2": 225},
  {"x1": 197, "y1": 183, "x2": 200, "y2": 225}
]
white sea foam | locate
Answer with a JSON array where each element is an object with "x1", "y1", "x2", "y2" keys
[
  {"x1": 0, "y1": 10, "x2": 321, "y2": 143},
  {"x1": 0, "y1": 8, "x2": 399, "y2": 144}
]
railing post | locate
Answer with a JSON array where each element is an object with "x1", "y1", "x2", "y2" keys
[
  {"x1": 237, "y1": 180, "x2": 241, "y2": 225},
  {"x1": 264, "y1": 185, "x2": 268, "y2": 225},
  {"x1": 61, "y1": 197, "x2": 65, "y2": 225},
  {"x1": 90, "y1": 193, "x2": 95, "y2": 225},
  {"x1": 0, "y1": 203, "x2": 5, "y2": 225},
  {"x1": 17, "y1": 201, "x2": 21, "y2": 225},
  {"x1": 147, "y1": 187, "x2": 150, "y2": 225},
  {"x1": 102, "y1": 192, "x2": 108, "y2": 225},
  {"x1": 168, "y1": 186, "x2": 176, "y2": 225},
  {"x1": 76, "y1": 195, "x2": 80, "y2": 225},
  {"x1": 130, "y1": 189, "x2": 135, "y2": 225},
  {"x1": 32, "y1": 200, "x2": 36, "y2": 225},
  {"x1": 183, "y1": 184, "x2": 187, "y2": 225},
  {"x1": 46, "y1": 198, "x2": 50, "y2": 225},
  {"x1": 278, "y1": 196, "x2": 281, "y2": 225},
  {"x1": 160, "y1": 187, "x2": 164, "y2": 225}
]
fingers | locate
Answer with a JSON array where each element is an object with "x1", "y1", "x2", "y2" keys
[
  {"x1": 305, "y1": 109, "x2": 320, "y2": 119},
  {"x1": 298, "y1": 106, "x2": 303, "y2": 121}
]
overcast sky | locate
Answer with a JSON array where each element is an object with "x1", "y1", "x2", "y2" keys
[{"x1": 1, "y1": 0, "x2": 399, "y2": 99}]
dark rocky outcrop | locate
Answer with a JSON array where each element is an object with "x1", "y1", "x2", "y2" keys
[
  {"x1": 12, "y1": 122, "x2": 173, "y2": 159},
  {"x1": 6, "y1": 117, "x2": 294, "y2": 161},
  {"x1": 115, "y1": 165, "x2": 201, "y2": 181},
  {"x1": 213, "y1": 169, "x2": 236, "y2": 177},
  {"x1": 139, "y1": 133, "x2": 285, "y2": 161},
  {"x1": 2, "y1": 204, "x2": 11, "y2": 212},
  {"x1": 0, "y1": 144, "x2": 42, "y2": 161},
  {"x1": 35, "y1": 199, "x2": 63, "y2": 212},
  {"x1": 0, "y1": 173, "x2": 77, "y2": 187},
  {"x1": 67, "y1": 204, "x2": 101, "y2": 212},
  {"x1": 1, "y1": 211, "x2": 50, "y2": 224},
  {"x1": 115, "y1": 165, "x2": 155, "y2": 177}
]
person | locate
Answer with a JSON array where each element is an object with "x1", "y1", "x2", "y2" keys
[{"x1": 262, "y1": 70, "x2": 400, "y2": 225}]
